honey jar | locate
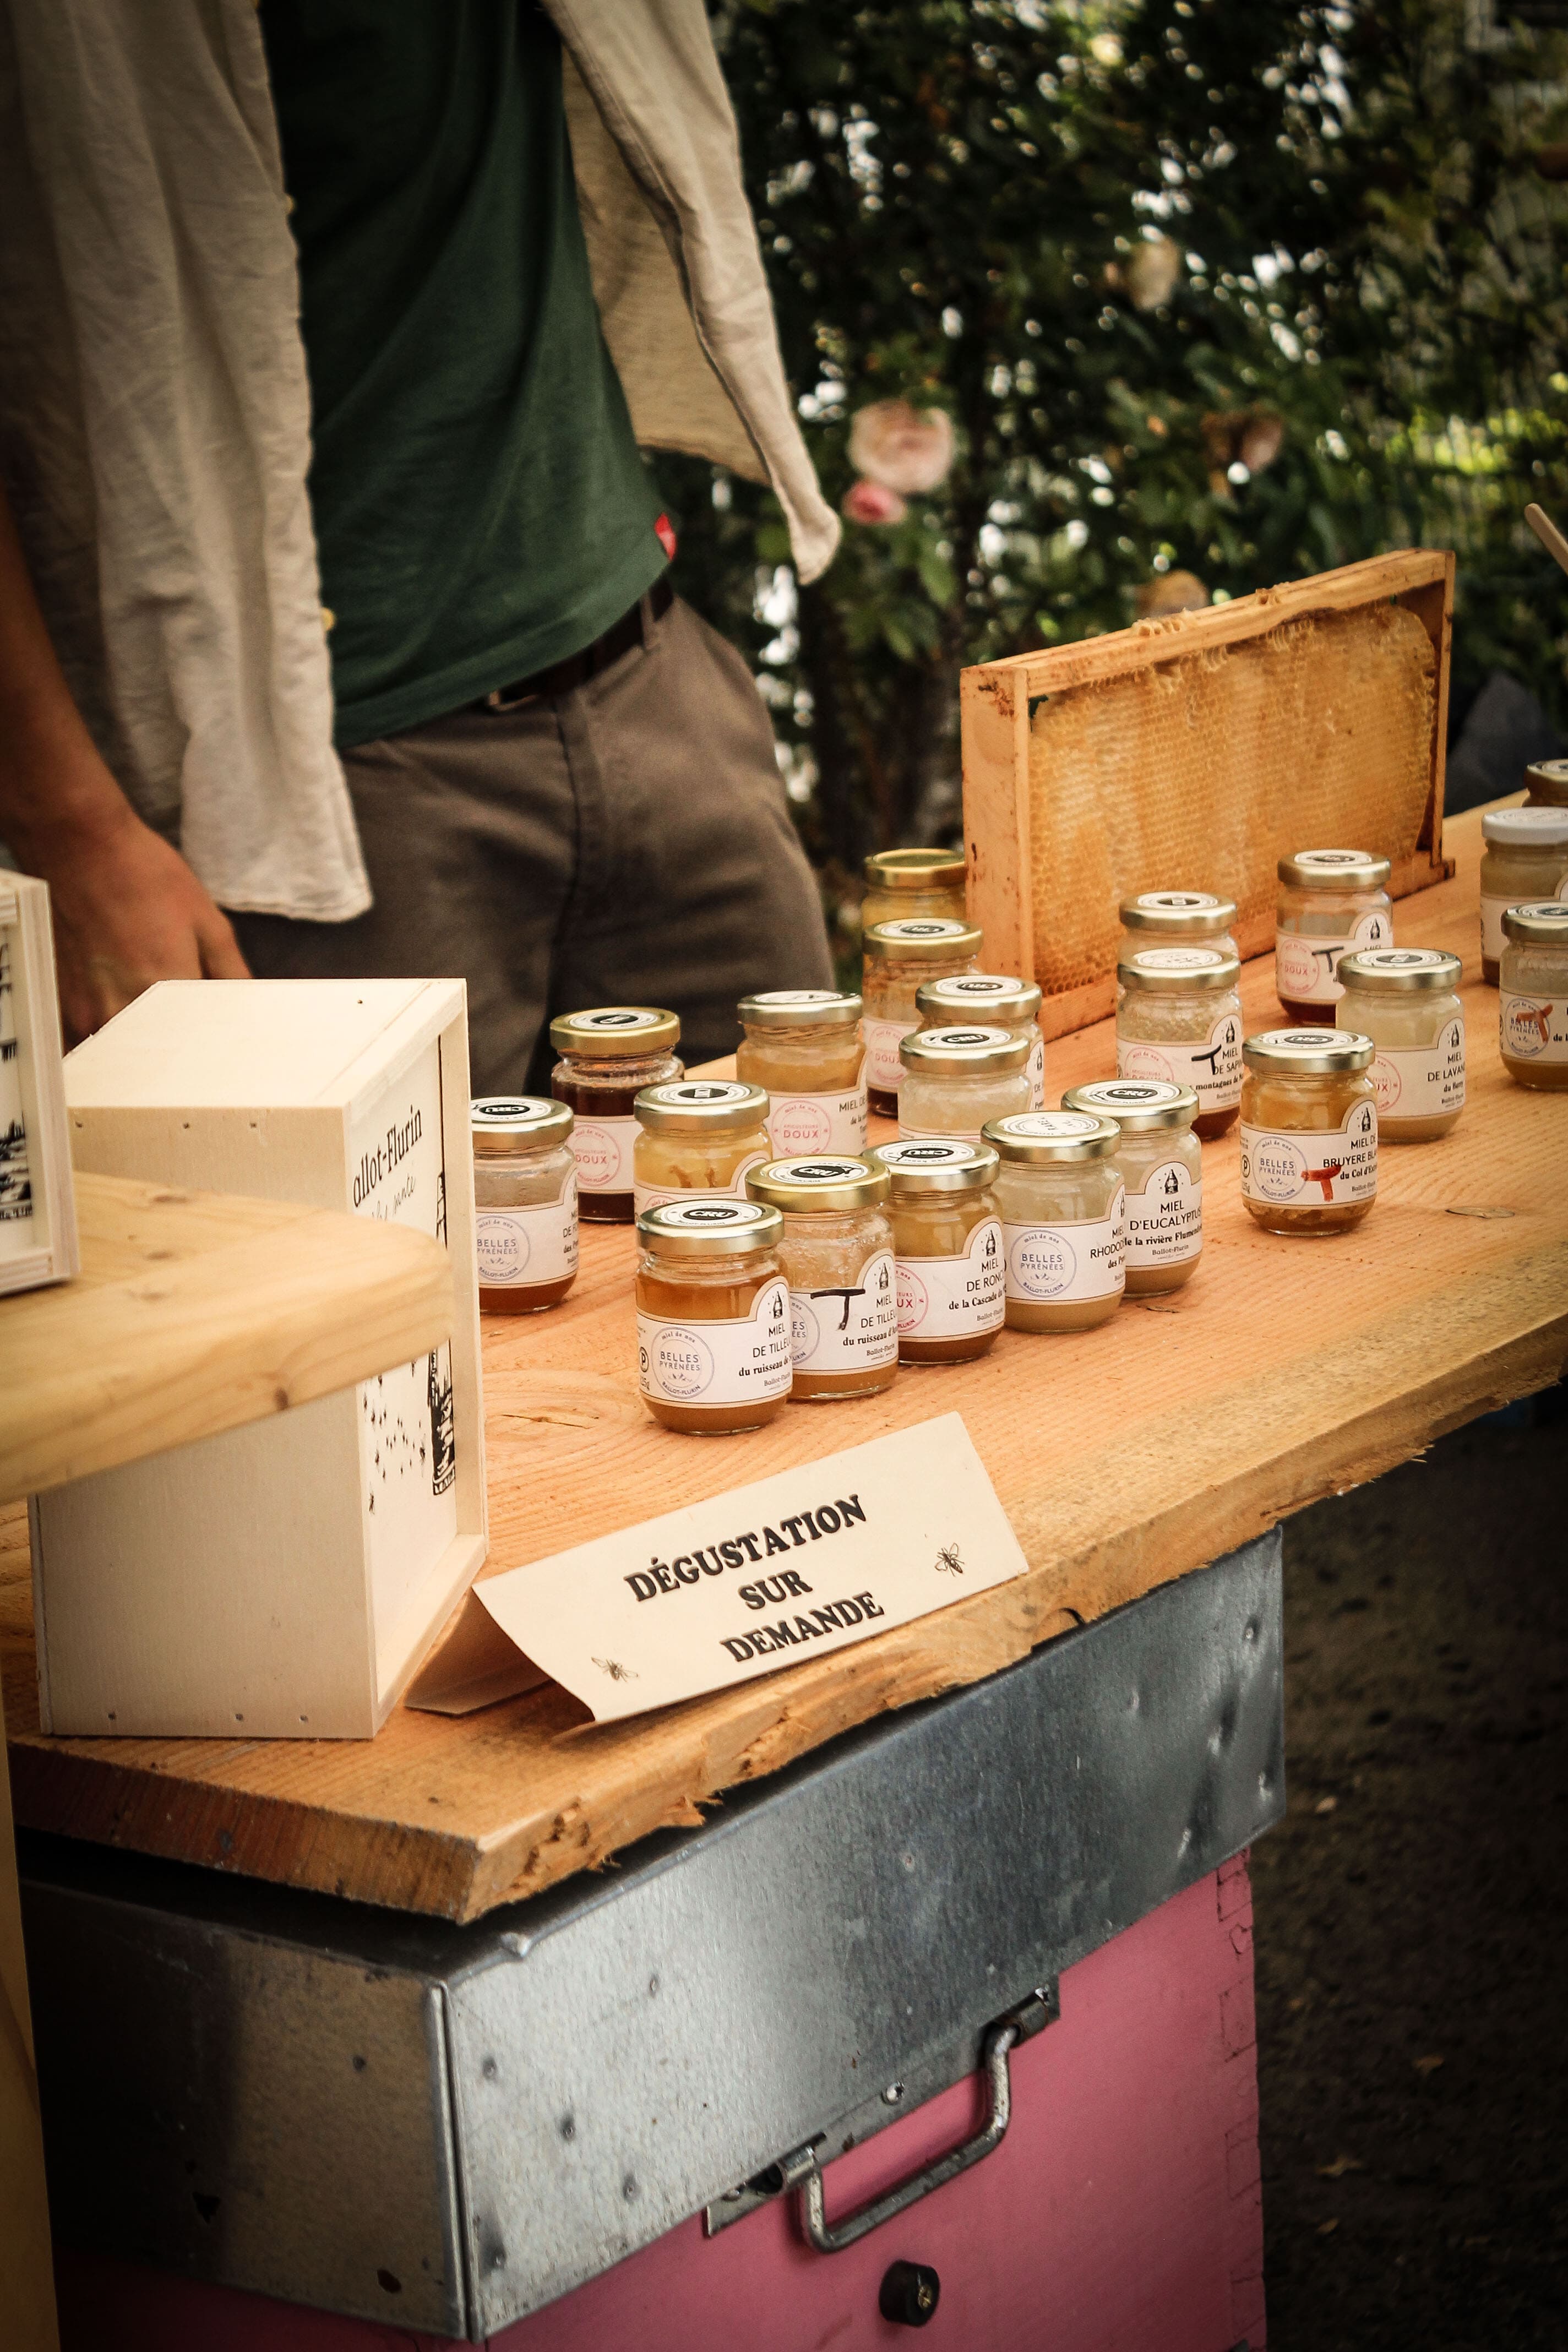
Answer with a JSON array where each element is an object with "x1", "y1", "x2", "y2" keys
[
  {"x1": 1499, "y1": 901, "x2": 1568, "y2": 1089},
  {"x1": 981, "y1": 1112, "x2": 1125, "y2": 1333},
  {"x1": 635, "y1": 1199, "x2": 792, "y2": 1434},
  {"x1": 1061, "y1": 1079, "x2": 1201, "y2": 1295},
  {"x1": 862, "y1": 918, "x2": 983, "y2": 1118},
  {"x1": 1336, "y1": 947, "x2": 1464, "y2": 1142},
  {"x1": 746, "y1": 1156, "x2": 898, "y2": 1401},
  {"x1": 897, "y1": 1024, "x2": 1033, "y2": 1140},
  {"x1": 1275, "y1": 850, "x2": 1393, "y2": 1021},
  {"x1": 736, "y1": 989, "x2": 868, "y2": 1155},
  {"x1": 1239, "y1": 1029, "x2": 1378, "y2": 1236},
  {"x1": 551, "y1": 1007, "x2": 682, "y2": 1222},
  {"x1": 1479, "y1": 807, "x2": 1568, "y2": 984},
  {"x1": 1115, "y1": 946, "x2": 1243, "y2": 1138},
  {"x1": 471, "y1": 1097, "x2": 580, "y2": 1315},
  {"x1": 1525, "y1": 757, "x2": 1568, "y2": 809},
  {"x1": 867, "y1": 1138, "x2": 1005, "y2": 1364},
  {"x1": 1119, "y1": 891, "x2": 1239, "y2": 961},
  {"x1": 861, "y1": 847, "x2": 968, "y2": 933},
  {"x1": 633, "y1": 1080, "x2": 771, "y2": 1217},
  {"x1": 914, "y1": 972, "x2": 1046, "y2": 1106}
]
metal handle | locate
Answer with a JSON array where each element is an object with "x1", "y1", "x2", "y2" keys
[{"x1": 780, "y1": 1991, "x2": 1049, "y2": 2255}]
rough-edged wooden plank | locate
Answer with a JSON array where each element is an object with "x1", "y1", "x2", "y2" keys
[{"x1": 962, "y1": 658, "x2": 1034, "y2": 983}]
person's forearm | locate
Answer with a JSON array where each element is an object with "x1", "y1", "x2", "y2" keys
[{"x1": 0, "y1": 484, "x2": 134, "y2": 850}]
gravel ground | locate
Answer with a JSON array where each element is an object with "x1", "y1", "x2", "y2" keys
[{"x1": 1253, "y1": 1402, "x2": 1567, "y2": 2349}]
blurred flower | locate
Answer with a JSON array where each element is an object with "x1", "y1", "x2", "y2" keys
[
  {"x1": 1240, "y1": 412, "x2": 1286, "y2": 473},
  {"x1": 1202, "y1": 409, "x2": 1286, "y2": 486},
  {"x1": 848, "y1": 400, "x2": 955, "y2": 495},
  {"x1": 1122, "y1": 235, "x2": 1182, "y2": 311},
  {"x1": 1135, "y1": 571, "x2": 1211, "y2": 617},
  {"x1": 842, "y1": 478, "x2": 908, "y2": 526}
]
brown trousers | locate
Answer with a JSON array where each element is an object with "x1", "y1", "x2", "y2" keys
[{"x1": 232, "y1": 596, "x2": 832, "y2": 1092}]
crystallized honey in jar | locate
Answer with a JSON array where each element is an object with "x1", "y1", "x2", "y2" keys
[
  {"x1": 915, "y1": 972, "x2": 1046, "y2": 1106},
  {"x1": 736, "y1": 989, "x2": 868, "y2": 1155},
  {"x1": 868, "y1": 1138, "x2": 1005, "y2": 1364},
  {"x1": 1118, "y1": 890, "x2": 1239, "y2": 963},
  {"x1": 552, "y1": 1006, "x2": 682, "y2": 1222},
  {"x1": 861, "y1": 918, "x2": 982, "y2": 1119},
  {"x1": 633, "y1": 1080, "x2": 771, "y2": 1218},
  {"x1": 471, "y1": 1096, "x2": 580, "y2": 1314},
  {"x1": 1239, "y1": 1029, "x2": 1378, "y2": 1237},
  {"x1": 1274, "y1": 851, "x2": 1393, "y2": 1022},
  {"x1": 1336, "y1": 947, "x2": 1464, "y2": 1142},
  {"x1": 635, "y1": 1199, "x2": 792, "y2": 1434},
  {"x1": 1061, "y1": 1079, "x2": 1202, "y2": 1296},
  {"x1": 861, "y1": 846, "x2": 968, "y2": 933},
  {"x1": 747, "y1": 1156, "x2": 898, "y2": 1401},
  {"x1": 1499, "y1": 901, "x2": 1568, "y2": 1090},
  {"x1": 1115, "y1": 946, "x2": 1242, "y2": 1138},
  {"x1": 1478, "y1": 807, "x2": 1568, "y2": 984},
  {"x1": 982, "y1": 1112, "x2": 1125, "y2": 1333},
  {"x1": 897, "y1": 1023, "x2": 1033, "y2": 1140}
]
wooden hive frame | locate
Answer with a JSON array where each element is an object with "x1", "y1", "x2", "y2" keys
[{"x1": 962, "y1": 549, "x2": 1455, "y2": 1040}]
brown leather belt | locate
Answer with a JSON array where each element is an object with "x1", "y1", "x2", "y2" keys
[{"x1": 472, "y1": 575, "x2": 673, "y2": 712}]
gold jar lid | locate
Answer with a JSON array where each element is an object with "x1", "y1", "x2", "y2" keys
[
  {"x1": 1061, "y1": 1079, "x2": 1197, "y2": 1133},
  {"x1": 1277, "y1": 849, "x2": 1391, "y2": 891},
  {"x1": 983, "y1": 1110, "x2": 1119, "y2": 1163},
  {"x1": 863, "y1": 847, "x2": 967, "y2": 891},
  {"x1": 1117, "y1": 945, "x2": 1241, "y2": 992},
  {"x1": 1501, "y1": 900, "x2": 1568, "y2": 947},
  {"x1": 737, "y1": 988, "x2": 863, "y2": 1030},
  {"x1": 634, "y1": 1079, "x2": 769, "y2": 1134},
  {"x1": 471, "y1": 1095, "x2": 574, "y2": 1155},
  {"x1": 1525, "y1": 756, "x2": 1568, "y2": 805},
  {"x1": 1118, "y1": 890, "x2": 1238, "y2": 936},
  {"x1": 1481, "y1": 805, "x2": 1568, "y2": 848},
  {"x1": 1243, "y1": 1027, "x2": 1375, "y2": 1074},
  {"x1": 1337, "y1": 946, "x2": 1462, "y2": 994},
  {"x1": 915, "y1": 971, "x2": 1043, "y2": 1024},
  {"x1": 638, "y1": 1197, "x2": 782, "y2": 1256},
  {"x1": 746, "y1": 1155, "x2": 890, "y2": 1212},
  {"x1": 864, "y1": 917, "x2": 983, "y2": 961},
  {"x1": 899, "y1": 1023, "x2": 1029, "y2": 1074},
  {"x1": 551, "y1": 1005, "x2": 680, "y2": 1057},
  {"x1": 868, "y1": 1137, "x2": 999, "y2": 1193}
]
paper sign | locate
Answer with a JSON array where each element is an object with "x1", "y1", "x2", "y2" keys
[{"x1": 470, "y1": 1413, "x2": 1028, "y2": 1723}]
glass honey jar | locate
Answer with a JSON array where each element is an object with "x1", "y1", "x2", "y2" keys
[
  {"x1": 1115, "y1": 946, "x2": 1242, "y2": 1138},
  {"x1": 897, "y1": 1024, "x2": 1033, "y2": 1140},
  {"x1": 1525, "y1": 757, "x2": 1568, "y2": 809},
  {"x1": 1239, "y1": 1029, "x2": 1378, "y2": 1236},
  {"x1": 746, "y1": 1156, "x2": 898, "y2": 1401},
  {"x1": 1275, "y1": 850, "x2": 1393, "y2": 1022},
  {"x1": 736, "y1": 989, "x2": 868, "y2": 1155},
  {"x1": 914, "y1": 972, "x2": 1046, "y2": 1107},
  {"x1": 471, "y1": 1097, "x2": 580, "y2": 1315},
  {"x1": 1118, "y1": 890, "x2": 1239, "y2": 961},
  {"x1": 1479, "y1": 807, "x2": 1568, "y2": 984},
  {"x1": 633, "y1": 1080, "x2": 771, "y2": 1218},
  {"x1": 862, "y1": 918, "x2": 982, "y2": 1119},
  {"x1": 1061, "y1": 1079, "x2": 1201, "y2": 1296},
  {"x1": 861, "y1": 846, "x2": 968, "y2": 933},
  {"x1": 551, "y1": 1007, "x2": 682, "y2": 1222},
  {"x1": 867, "y1": 1138, "x2": 1005, "y2": 1364},
  {"x1": 982, "y1": 1112, "x2": 1125, "y2": 1333},
  {"x1": 635, "y1": 1199, "x2": 792, "y2": 1434},
  {"x1": 1499, "y1": 901, "x2": 1568, "y2": 1089},
  {"x1": 1336, "y1": 947, "x2": 1464, "y2": 1143}
]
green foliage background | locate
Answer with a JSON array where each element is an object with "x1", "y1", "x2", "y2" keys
[{"x1": 657, "y1": 0, "x2": 1568, "y2": 906}]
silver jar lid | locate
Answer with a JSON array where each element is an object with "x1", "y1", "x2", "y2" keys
[
  {"x1": 868, "y1": 1137, "x2": 999, "y2": 1193},
  {"x1": 982, "y1": 1109, "x2": 1119, "y2": 1163},
  {"x1": 899, "y1": 1023, "x2": 1030, "y2": 1074},
  {"x1": 637, "y1": 1197, "x2": 782, "y2": 1256},
  {"x1": 471, "y1": 1095, "x2": 574, "y2": 1155},
  {"x1": 1501, "y1": 901, "x2": 1568, "y2": 946},
  {"x1": 737, "y1": 988, "x2": 863, "y2": 1030},
  {"x1": 1277, "y1": 849, "x2": 1391, "y2": 891},
  {"x1": 746, "y1": 1155, "x2": 890, "y2": 1212},
  {"x1": 1481, "y1": 805, "x2": 1568, "y2": 848},
  {"x1": 863, "y1": 917, "x2": 983, "y2": 961},
  {"x1": 1061, "y1": 1079, "x2": 1198, "y2": 1133},
  {"x1": 1118, "y1": 890, "x2": 1238, "y2": 936},
  {"x1": 551, "y1": 1005, "x2": 680, "y2": 1056},
  {"x1": 1116, "y1": 945, "x2": 1241, "y2": 992},
  {"x1": 1242, "y1": 1027, "x2": 1375, "y2": 1075},
  {"x1": 1525, "y1": 757, "x2": 1568, "y2": 805},
  {"x1": 1336, "y1": 946, "x2": 1462, "y2": 994},
  {"x1": 863, "y1": 847, "x2": 967, "y2": 891},
  {"x1": 916, "y1": 971, "x2": 1043, "y2": 1025},
  {"x1": 634, "y1": 1079, "x2": 769, "y2": 1134}
]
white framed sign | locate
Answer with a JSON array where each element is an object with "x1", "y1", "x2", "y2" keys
[{"x1": 0, "y1": 875, "x2": 78, "y2": 1297}]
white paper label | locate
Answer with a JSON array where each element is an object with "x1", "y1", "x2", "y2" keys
[
  {"x1": 1371, "y1": 1019, "x2": 1466, "y2": 1117},
  {"x1": 1123, "y1": 1163, "x2": 1203, "y2": 1267},
  {"x1": 570, "y1": 1113, "x2": 639, "y2": 1192},
  {"x1": 1276, "y1": 908, "x2": 1391, "y2": 1004},
  {"x1": 791, "y1": 1248, "x2": 899, "y2": 1371},
  {"x1": 638, "y1": 1278, "x2": 792, "y2": 1407},
  {"x1": 1500, "y1": 992, "x2": 1568, "y2": 1064},
  {"x1": 863, "y1": 1016, "x2": 915, "y2": 1095},
  {"x1": 1117, "y1": 1009, "x2": 1241, "y2": 1112},
  {"x1": 1240, "y1": 1104, "x2": 1378, "y2": 1206},
  {"x1": 1026, "y1": 1032, "x2": 1046, "y2": 1110},
  {"x1": 896, "y1": 1218, "x2": 1005, "y2": 1339},
  {"x1": 767, "y1": 1087, "x2": 869, "y2": 1156},
  {"x1": 475, "y1": 1177, "x2": 579, "y2": 1286},
  {"x1": 1003, "y1": 1197, "x2": 1125, "y2": 1303},
  {"x1": 634, "y1": 1153, "x2": 769, "y2": 1221}
]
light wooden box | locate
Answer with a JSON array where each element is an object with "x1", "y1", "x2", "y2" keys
[
  {"x1": 963, "y1": 549, "x2": 1455, "y2": 1039},
  {"x1": 1, "y1": 874, "x2": 79, "y2": 1297},
  {"x1": 31, "y1": 979, "x2": 486, "y2": 1739}
]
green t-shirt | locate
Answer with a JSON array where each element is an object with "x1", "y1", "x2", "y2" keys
[{"x1": 263, "y1": 2, "x2": 668, "y2": 749}]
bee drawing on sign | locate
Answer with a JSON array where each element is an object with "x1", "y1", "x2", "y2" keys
[
  {"x1": 427, "y1": 1348, "x2": 456, "y2": 1496},
  {"x1": 934, "y1": 1542, "x2": 965, "y2": 1576},
  {"x1": 0, "y1": 939, "x2": 31, "y2": 1229},
  {"x1": 592, "y1": 1656, "x2": 638, "y2": 1683}
]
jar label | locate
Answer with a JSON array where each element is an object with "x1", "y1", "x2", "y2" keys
[
  {"x1": 1499, "y1": 992, "x2": 1568, "y2": 1063},
  {"x1": 863, "y1": 1016, "x2": 916, "y2": 1095},
  {"x1": 791, "y1": 1248, "x2": 899, "y2": 1371},
  {"x1": 1370, "y1": 1019, "x2": 1466, "y2": 1117},
  {"x1": 896, "y1": 1218, "x2": 1006, "y2": 1337},
  {"x1": 570, "y1": 1114, "x2": 640, "y2": 1192},
  {"x1": 1275, "y1": 908, "x2": 1390, "y2": 1004},
  {"x1": 634, "y1": 1153, "x2": 770, "y2": 1221},
  {"x1": 1027, "y1": 1032, "x2": 1047, "y2": 1110},
  {"x1": 1240, "y1": 1105, "x2": 1378, "y2": 1206},
  {"x1": 1116, "y1": 1008, "x2": 1241, "y2": 1110},
  {"x1": 767, "y1": 1087, "x2": 869, "y2": 1156},
  {"x1": 637, "y1": 1281, "x2": 793, "y2": 1406},
  {"x1": 1003, "y1": 1200, "x2": 1125, "y2": 1302},
  {"x1": 475, "y1": 1176, "x2": 579, "y2": 1287},
  {"x1": 1123, "y1": 1163, "x2": 1202, "y2": 1267}
]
